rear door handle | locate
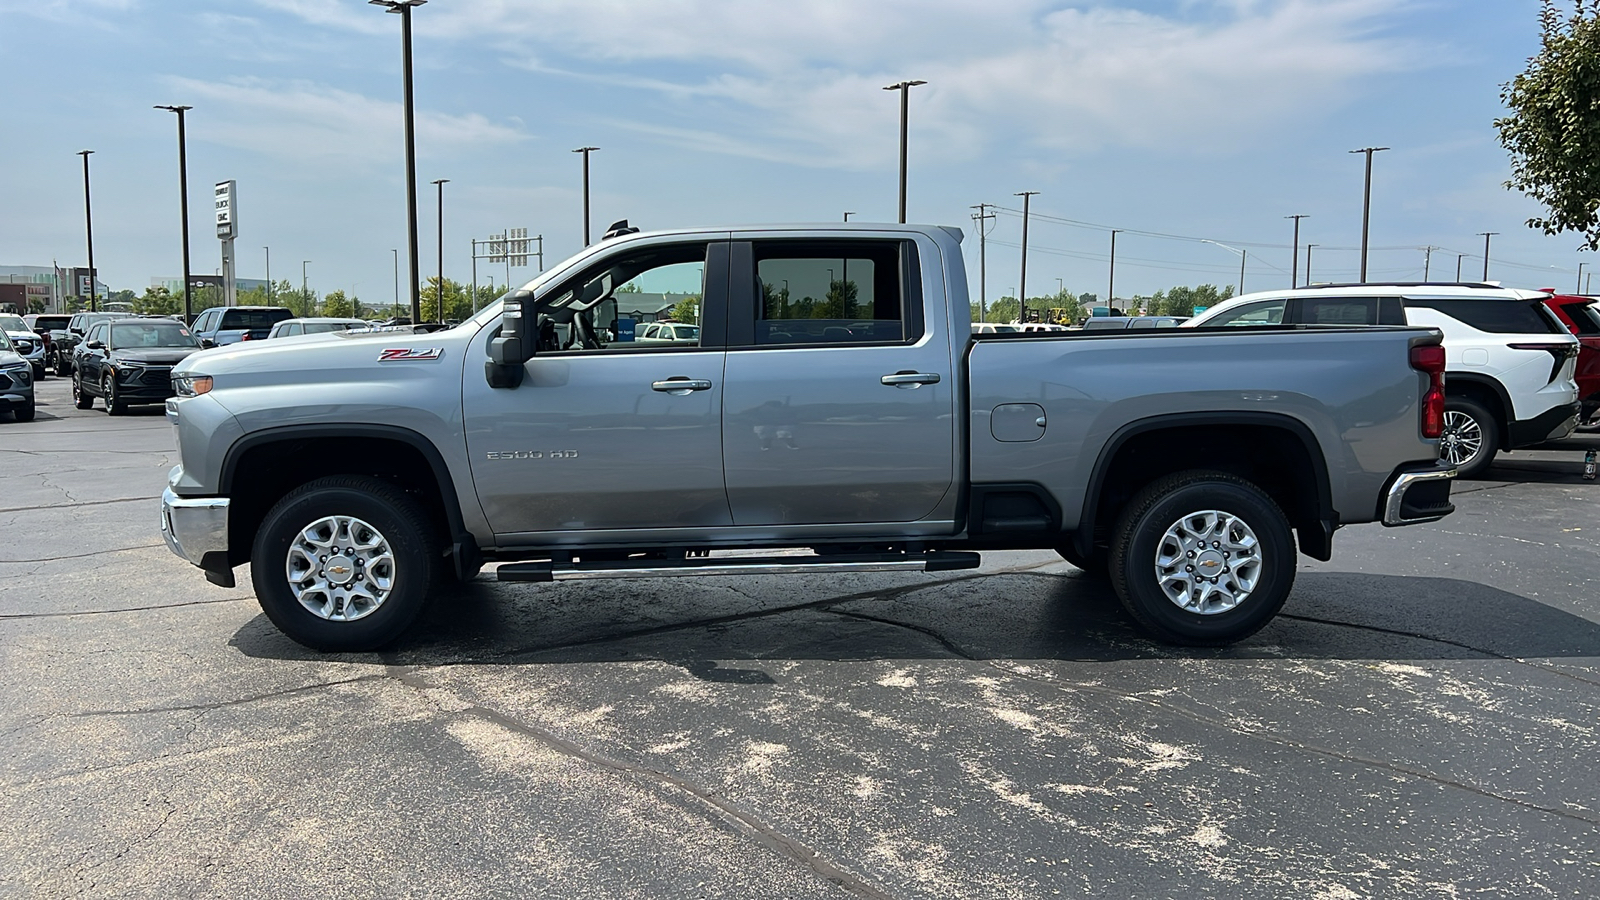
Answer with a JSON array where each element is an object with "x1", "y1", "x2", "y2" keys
[
  {"x1": 652, "y1": 377, "x2": 713, "y2": 395},
  {"x1": 881, "y1": 371, "x2": 941, "y2": 387}
]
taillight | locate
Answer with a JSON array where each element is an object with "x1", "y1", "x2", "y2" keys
[
  {"x1": 1507, "y1": 341, "x2": 1578, "y2": 385},
  {"x1": 1410, "y1": 344, "x2": 1446, "y2": 439}
]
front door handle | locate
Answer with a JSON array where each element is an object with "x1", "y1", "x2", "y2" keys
[
  {"x1": 652, "y1": 377, "x2": 713, "y2": 395},
  {"x1": 881, "y1": 371, "x2": 941, "y2": 387}
]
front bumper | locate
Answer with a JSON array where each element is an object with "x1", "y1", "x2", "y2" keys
[
  {"x1": 1381, "y1": 462, "x2": 1457, "y2": 527},
  {"x1": 161, "y1": 484, "x2": 233, "y2": 586}
]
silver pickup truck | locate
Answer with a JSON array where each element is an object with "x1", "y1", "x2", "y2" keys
[{"x1": 161, "y1": 223, "x2": 1456, "y2": 651}]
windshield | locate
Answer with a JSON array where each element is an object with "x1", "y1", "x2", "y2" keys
[
  {"x1": 31, "y1": 316, "x2": 71, "y2": 330},
  {"x1": 0, "y1": 315, "x2": 27, "y2": 332},
  {"x1": 110, "y1": 321, "x2": 201, "y2": 349}
]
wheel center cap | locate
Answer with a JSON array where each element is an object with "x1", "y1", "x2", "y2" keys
[
  {"x1": 1195, "y1": 550, "x2": 1226, "y2": 576},
  {"x1": 325, "y1": 554, "x2": 357, "y2": 585}
]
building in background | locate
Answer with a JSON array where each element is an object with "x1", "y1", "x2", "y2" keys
[{"x1": 0, "y1": 265, "x2": 107, "y2": 312}]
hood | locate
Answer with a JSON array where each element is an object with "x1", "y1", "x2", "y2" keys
[
  {"x1": 112, "y1": 347, "x2": 201, "y2": 366},
  {"x1": 0, "y1": 349, "x2": 23, "y2": 366},
  {"x1": 173, "y1": 320, "x2": 480, "y2": 384}
]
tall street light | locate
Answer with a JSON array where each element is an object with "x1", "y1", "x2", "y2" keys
[
  {"x1": 155, "y1": 104, "x2": 195, "y2": 323},
  {"x1": 263, "y1": 246, "x2": 272, "y2": 302},
  {"x1": 1305, "y1": 244, "x2": 1317, "y2": 286},
  {"x1": 302, "y1": 260, "x2": 311, "y2": 315},
  {"x1": 1456, "y1": 254, "x2": 1464, "y2": 281},
  {"x1": 1285, "y1": 215, "x2": 1308, "y2": 289},
  {"x1": 1202, "y1": 240, "x2": 1247, "y2": 297},
  {"x1": 843, "y1": 211, "x2": 854, "y2": 222},
  {"x1": 77, "y1": 150, "x2": 97, "y2": 312},
  {"x1": 573, "y1": 146, "x2": 599, "y2": 245},
  {"x1": 1478, "y1": 232, "x2": 1498, "y2": 281},
  {"x1": 432, "y1": 178, "x2": 449, "y2": 324},
  {"x1": 1108, "y1": 229, "x2": 1122, "y2": 309},
  {"x1": 883, "y1": 80, "x2": 926, "y2": 224},
  {"x1": 1349, "y1": 146, "x2": 1389, "y2": 283},
  {"x1": 1015, "y1": 191, "x2": 1039, "y2": 315},
  {"x1": 392, "y1": 249, "x2": 400, "y2": 318},
  {"x1": 1578, "y1": 261, "x2": 1586, "y2": 294},
  {"x1": 370, "y1": 0, "x2": 427, "y2": 325}
]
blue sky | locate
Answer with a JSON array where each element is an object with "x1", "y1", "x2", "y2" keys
[{"x1": 1, "y1": 0, "x2": 1589, "y2": 307}]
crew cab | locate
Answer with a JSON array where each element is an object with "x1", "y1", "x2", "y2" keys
[{"x1": 161, "y1": 224, "x2": 1456, "y2": 652}]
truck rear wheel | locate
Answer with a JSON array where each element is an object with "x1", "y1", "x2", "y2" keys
[
  {"x1": 252, "y1": 475, "x2": 439, "y2": 652},
  {"x1": 1108, "y1": 470, "x2": 1295, "y2": 646}
]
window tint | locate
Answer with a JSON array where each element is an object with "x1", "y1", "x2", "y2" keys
[
  {"x1": 221, "y1": 309, "x2": 293, "y2": 329},
  {"x1": 1300, "y1": 297, "x2": 1377, "y2": 326},
  {"x1": 538, "y1": 242, "x2": 708, "y2": 352},
  {"x1": 1378, "y1": 297, "x2": 1407, "y2": 326},
  {"x1": 88, "y1": 324, "x2": 106, "y2": 343},
  {"x1": 1404, "y1": 298, "x2": 1565, "y2": 334},
  {"x1": 1205, "y1": 300, "x2": 1286, "y2": 327},
  {"x1": 1559, "y1": 302, "x2": 1600, "y2": 335},
  {"x1": 110, "y1": 322, "x2": 199, "y2": 348},
  {"x1": 753, "y1": 240, "x2": 912, "y2": 345}
]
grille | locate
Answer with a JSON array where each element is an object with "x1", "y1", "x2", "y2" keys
[{"x1": 127, "y1": 366, "x2": 173, "y2": 388}]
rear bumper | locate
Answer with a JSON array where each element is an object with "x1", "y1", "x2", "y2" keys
[
  {"x1": 1507, "y1": 402, "x2": 1580, "y2": 447},
  {"x1": 1381, "y1": 462, "x2": 1457, "y2": 527}
]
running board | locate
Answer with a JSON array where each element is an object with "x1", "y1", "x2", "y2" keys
[{"x1": 496, "y1": 551, "x2": 982, "y2": 583}]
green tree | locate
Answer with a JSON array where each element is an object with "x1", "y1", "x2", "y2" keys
[
  {"x1": 985, "y1": 295, "x2": 1021, "y2": 324},
  {"x1": 419, "y1": 276, "x2": 473, "y2": 323},
  {"x1": 321, "y1": 289, "x2": 355, "y2": 318},
  {"x1": 814, "y1": 279, "x2": 859, "y2": 319},
  {"x1": 132, "y1": 286, "x2": 180, "y2": 316},
  {"x1": 670, "y1": 295, "x2": 702, "y2": 324},
  {"x1": 1497, "y1": 1, "x2": 1600, "y2": 247}
]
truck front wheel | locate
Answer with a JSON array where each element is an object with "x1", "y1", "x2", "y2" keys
[
  {"x1": 1108, "y1": 470, "x2": 1295, "y2": 646},
  {"x1": 252, "y1": 475, "x2": 439, "y2": 652}
]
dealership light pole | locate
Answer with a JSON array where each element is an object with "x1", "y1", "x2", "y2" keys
[
  {"x1": 302, "y1": 260, "x2": 310, "y2": 315},
  {"x1": 883, "y1": 80, "x2": 926, "y2": 224},
  {"x1": 77, "y1": 150, "x2": 97, "y2": 312},
  {"x1": 573, "y1": 146, "x2": 599, "y2": 245},
  {"x1": 1108, "y1": 229, "x2": 1122, "y2": 309},
  {"x1": 1286, "y1": 214, "x2": 1307, "y2": 289},
  {"x1": 1015, "y1": 191, "x2": 1039, "y2": 314},
  {"x1": 392, "y1": 249, "x2": 400, "y2": 318},
  {"x1": 1203, "y1": 240, "x2": 1247, "y2": 297},
  {"x1": 369, "y1": 0, "x2": 426, "y2": 324},
  {"x1": 263, "y1": 246, "x2": 271, "y2": 302},
  {"x1": 155, "y1": 105, "x2": 195, "y2": 322},
  {"x1": 1578, "y1": 261, "x2": 1587, "y2": 294},
  {"x1": 843, "y1": 211, "x2": 854, "y2": 222},
  {"x1": 1349, "y1": 146, "x2": 1388, "y2": 283},
  {"x1": 1305, "y1": 244, "x2": 1317, "y2": 286},
  {"x1": 1479, "y1": 232, "x2": 1498, "y2": 281},
  {"x1": 432, "y1": 178, "x2": 449, "y2": 323}
]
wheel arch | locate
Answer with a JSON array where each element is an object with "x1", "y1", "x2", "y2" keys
[
  {"x1": 1443, "y1": 373, "x2": 1511, "y2": 446},
  {"x1": 1075, "y1": 412, "x2": 1336, "y2": 562},
  {"x1": 220, "y1": 424, "x2": 480, "y2": 579}
]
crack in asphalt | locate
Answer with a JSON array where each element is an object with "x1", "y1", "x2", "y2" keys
[
  {"x1": 0, "y1": 543, "x2": 164, "y2": 564},
  {"x1": 824, "y1": 607, "x2": 1600, "y2": 831},
  {"x1": 0, "y1": 497, "x2": 154, "y2": 515},
  {"x1": 0, "y1": 596, "x2": 252, "y2": 621},
  {"x1": 380, "y1": 665, "x2": 904, "y2": 900},
  {"x1": 65, "y1": 674, "x2": 390, "y2": 719}
]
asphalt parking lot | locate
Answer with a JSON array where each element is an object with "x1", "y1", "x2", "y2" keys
[{"x1": 3, "y1": 374, "x2": 1599, "y2": 899}]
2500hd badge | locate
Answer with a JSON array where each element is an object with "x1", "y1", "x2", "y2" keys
[{"x1": 484, "y1": 450, "x2": 580, "y2": 460}]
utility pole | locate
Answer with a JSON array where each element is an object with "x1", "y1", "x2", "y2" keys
[
  {"x1": 1479, "y1": 232, "x2": 1498, "y2": 281},
  {"x1": 1109, "y1": 229, "x2": 1122, "y2": 309},
  {"x1": 302, "y1": 261, "x2": 311, "y2": 315},
  {"x1": 573, "y1": 146, "x2": 599, "y2": 245},
  {"x1": 264, "y1": 246, "x2": 271, "y2": 302},
  {"x1": 1456, "y1": 254, "x2": 1464, "y2": 281},
  {"x1": 155, "y1": 105, "x2": 195, "y2": 322},
  {"x1": 77, "y1": 150, "x2": 96, "y2": 312},
  {"x1": 1305, "y1": 244, "x2": 1317, "y2": 286},
  {"x1": 970, "y1": 203, "x2": 995, "y2": 322},
  {"x1": 1422, "y1": 245, "x2": 1434, "y2": 281},
  {"x1": 1015, "y1": 191, "x2": 1039, "y2": 317},
  {"x1": 1349, "y1": 146, "x2": 1389, "y2": 283},
  {"x1": 391, "y1": 248, "x2": 400, "y2": 318},
  {"x1": 882, "y1": 80, "x2": 926, "y2": 224},
  {"x1": 1579, "y1": 261, "x2": 1587, "y2": 294},
  {"x1": 432, "y1": 178, "x2": 448, "y2": 323},
  {"x1": 1286, "y1": 215, "x2": 1308, "y2": 289}
]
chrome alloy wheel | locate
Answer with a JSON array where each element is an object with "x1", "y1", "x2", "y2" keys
[
  {"x1": 285, "y1": 515, "x2": 395, "y2": 621},
  {"x1": 1154, "y1": 509, "x2": 1263, "y2": 615},
  {"x1": 1438, "y1": 410, "x2": 1483, "y2": 467}
]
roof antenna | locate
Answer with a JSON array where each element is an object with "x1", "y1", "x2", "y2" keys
[{"x1": 603, "y1": 219, "x2": 639, "y2": 240}]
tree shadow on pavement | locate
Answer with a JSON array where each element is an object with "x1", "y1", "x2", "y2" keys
[{"x1": 229, "y1": 569, "x2": 1600, "y2": 670}]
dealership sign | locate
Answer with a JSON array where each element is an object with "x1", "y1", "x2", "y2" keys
[{"x1": 215, "y1": 180, "x2": 236, "y2": 239}]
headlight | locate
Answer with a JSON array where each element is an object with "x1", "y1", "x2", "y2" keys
[
  {"x1": 3, "y1": 363, "x2": 30, "y2": 386},
  {"x1": 172, "y1": 373, "x2": 212, "y2": 397}
]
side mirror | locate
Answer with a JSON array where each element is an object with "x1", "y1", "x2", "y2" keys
[
  {"x1": 486, "y1": 290, "x2": 533, "y2": 389},
  {"x1": 201, "y1": 339, "x2": 216, "y2": 349},
  {"x1": 85, "y1": 340, "x2": 104, "y2": 350}
]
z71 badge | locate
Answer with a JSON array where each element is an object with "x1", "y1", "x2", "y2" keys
[{"x1": 378, "y1": 347, "x2": 444, "y2": 361}]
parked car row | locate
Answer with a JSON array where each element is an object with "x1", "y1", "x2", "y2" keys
[{"x1": 1183, "y1": 283, "x2": 1588, "y2": 477}]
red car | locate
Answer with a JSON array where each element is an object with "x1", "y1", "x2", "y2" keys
[{"x1": 1541, "y1": 292, "x2": 1600, "y2": 430}]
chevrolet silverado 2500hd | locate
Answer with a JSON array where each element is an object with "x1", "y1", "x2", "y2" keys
[{"x1": 161, "y1": 223, "x2": 1456, "y2": 651}]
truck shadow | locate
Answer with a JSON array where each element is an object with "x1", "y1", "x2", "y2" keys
[{"x1": 229, "y1": 570, "x2": 1600, "y2": 670}]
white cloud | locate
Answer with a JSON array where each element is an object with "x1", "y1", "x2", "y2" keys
[
  {"x1": 252, "y1": 0, "x2": 1426, "y2": 167},
  {"x1": 163, "y1": 76, "x2": 529, "y2": 166}
]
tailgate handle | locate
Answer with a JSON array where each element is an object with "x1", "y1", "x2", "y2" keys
[
  {"x1": 651, "y1": 377, "x2": 713, "y2": 395},
  {"x1": 881, "y1": 371, "x2": 941, "y2": 387}
]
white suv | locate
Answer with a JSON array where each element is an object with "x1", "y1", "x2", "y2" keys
[{"x1": 1184, "y1": 284, "x2": 1580, "y2": 478}]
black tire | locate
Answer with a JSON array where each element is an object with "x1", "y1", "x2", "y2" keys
[
  {"x1": 1439, "y1": 396, "x2": 1499, "y2": 479},
  {"x1": 72, "y1": 374, "x2": 93, "y2": 409},
  {"x1": 1055, "y1": 541, "x2": 1108, "y2": 578},
  {"x1": 103, "y1": 374, "x2": 125, "y2": 416},
  {"x1": 54, "y1": 353, "x2": 72, "y2": 377},
  {"x1": 1108, "y1": 470, "x2": 1296, "y2": 646},
  {"x1": 13, "y1": 399, "x2": 35, "y2": 422},
  {"x1": 252, "y1": 475, "x2": 440, "y2": 652},
  {"x1": 32, "y1": 364, "x2": 45, "y2": 381}
]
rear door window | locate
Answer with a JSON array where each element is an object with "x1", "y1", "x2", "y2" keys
[
  {"x1": 221, "y1": 309, "x2": 292, "y2": 330},
  {"x1": 1404, "y1": 298, "x2": 1565, "y2": 334},
  {"x1": 1558, "y1": 302, "x2": 1600, "y2": 335},
  {"x1": 749, "y1": 239, "x2": 919, "y2": 346},
  {"x1": 1204, "y1": 300, "x2": 1286, "y2": 327},
  {"x1": 1296, "y1": 296, "x2": 1378, "y2": 326}
]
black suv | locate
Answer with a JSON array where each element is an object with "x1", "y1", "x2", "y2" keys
[
  {"x1": 55, "y1": 311, "x2": 120, "y2": 376},
  {"x1": 72, "y1": 317, "x2": 203, "y2": 414}
]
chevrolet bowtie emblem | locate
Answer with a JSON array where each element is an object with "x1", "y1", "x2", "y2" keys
[
  {"x1": 1200, "y1": 560, "x2": 1220, "y2": 568},
  {"x1": 329, "y1": 565, "x2": 350, "y2": 575}
]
